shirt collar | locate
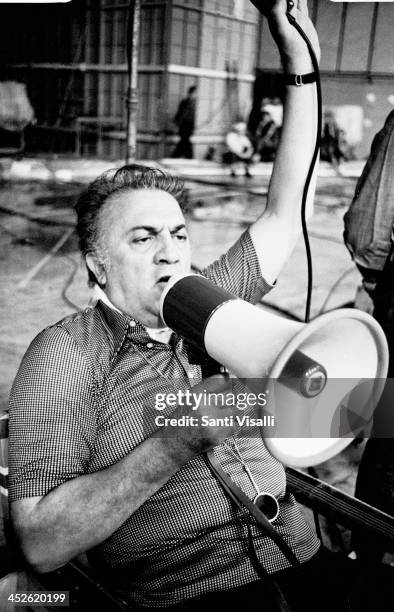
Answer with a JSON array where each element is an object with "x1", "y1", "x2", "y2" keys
[
  {"x1": 94, "y1": 289, "x2": 171, "y2": 354},
  {"x1": 94, "y1": 286, "x2": 123, "y2": 314},
  {"x1": 95, "y1": 300, "x2": 132, "y2": 354}
]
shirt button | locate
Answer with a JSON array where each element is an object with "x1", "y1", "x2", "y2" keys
[
  {"x1": 147, "y1": 342, "x2": 153, "y2": 348},
  {"x1": 129, "y1": 321, "x2": 136, "y2": 328}
]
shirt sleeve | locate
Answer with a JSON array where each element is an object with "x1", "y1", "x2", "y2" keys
[
  {"x1": 202, "y1": 229, "x2": 274, "y2": 304},
  {"x1": 8, "y1": 325, "x2": 97, "y2": 501}
]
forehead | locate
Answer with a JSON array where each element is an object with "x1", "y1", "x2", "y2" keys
[{"x1": 101, "y1": 189, "x2": 185, "y2": 231}]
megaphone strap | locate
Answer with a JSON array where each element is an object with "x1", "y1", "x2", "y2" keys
[
  {"x1": 244, "y1": 520, "x2": 293, "y2": 612},
  {"x1": 206, "y1": 449, "x2": 300, "y2": 568},
  {"x1": 224, "y1": 437, "x2": 280, "y2": 522},
  {"x1": 206, "y1": 450, "x2": 297, "y2": 612}
]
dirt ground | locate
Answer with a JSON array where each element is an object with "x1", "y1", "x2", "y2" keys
[{"x1": 0, "y1": 162, "x2": 376, "y2": 553}]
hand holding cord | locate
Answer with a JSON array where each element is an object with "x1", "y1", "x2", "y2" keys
[{"x1": 250, "y1": 0, "x2": 322, "y2": 323}]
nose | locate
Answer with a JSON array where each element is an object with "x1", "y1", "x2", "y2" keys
[{"x1": 155, "y1": 232, "x2": 180, "y2": 264}]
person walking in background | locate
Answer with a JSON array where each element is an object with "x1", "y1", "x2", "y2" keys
[
  {"x1": 255, "y1": 109, "x2": 280, "y2": 161},
  {"x1": 172, "y1": 85, "x2": 197, "y2": 159},
  {"x1": 321, "y1": 109, "x2": 349, "y2": 171}
]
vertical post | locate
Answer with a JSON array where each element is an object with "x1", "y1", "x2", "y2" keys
[
  {"x1": 160, "y1": 0, "x2": 172, "y2": 159},
  {"x1": 366, "y1": 3, "x2": 379, "y2": 79},
  {"x1": 336, "y1": 3, "x2": 347, "y2": 72},
  {"x1": 97, "y1": 0, "x2": 105, "y2": 157},
  {"x1": 126, "y1": 0, "x2": 141, "y2": 164}
]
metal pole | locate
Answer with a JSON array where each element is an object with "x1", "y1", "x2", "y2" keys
[{"x1": 125, "y1": 0, "x2": 141, "y2": 164}]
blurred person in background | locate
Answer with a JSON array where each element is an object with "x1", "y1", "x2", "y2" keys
[
  {"x1": 172, "y1": 85, "x2": 197, "y2": 159},
  {"x1": 223, "y1": 121, "x2": 254, "y2": 177}
]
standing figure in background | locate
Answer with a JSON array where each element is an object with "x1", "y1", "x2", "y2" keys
[
  {"x1": 321, "y1": 109, "x2": 348, "y2": 170},
  {"x1": 172, "y1": 85, "x2": 197, "y2": 159},
  {"x1": 255, "y1": 109, "x2": 280, "y2": 162},
  {"x1": 223, "y1": 121, "x2": 254, "y2": 177}
]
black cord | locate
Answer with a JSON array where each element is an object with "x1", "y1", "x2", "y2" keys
[
  {"x1": 246, "y1": 523, "x2": 292, "y2": 611},
  {"x1": 285, "y1": 10, "x2": 322, "y2": 324},
  {"x1": 317, "y1": 266, "x2": 356, "y2": 316},
  {"x1": 306, "y1": 466, "x2": 323, "y2": 542},
  {"x1": 284, "y1": 8, "x2": 327, "y2": 551},
  {"x1": 283, "y1": 16, "x2": 349, "y2": 554}
]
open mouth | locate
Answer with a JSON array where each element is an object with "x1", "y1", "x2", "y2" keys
[{"x1": 157, "y1": 275, "x2": 171, "y2": 285}]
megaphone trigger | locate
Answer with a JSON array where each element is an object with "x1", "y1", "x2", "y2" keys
[{"x1": 160, "y1": 274, "x2": 389, "y2": 467}]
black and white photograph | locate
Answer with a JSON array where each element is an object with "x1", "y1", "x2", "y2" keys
[{"x1": 0, "y1": 0, "x2": 394, "y2": 610}]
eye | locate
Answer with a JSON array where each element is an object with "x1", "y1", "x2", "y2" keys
[
  {"x1": 133, "y1": 235, "x2": 153, "y2": 244},
  {"x1": 174, "y1": 232, "x2": 188, "y2": 242}
]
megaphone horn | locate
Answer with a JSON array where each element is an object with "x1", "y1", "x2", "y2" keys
[{"x1": 160, "y1": 273, "x2": 389, "y2": 467}]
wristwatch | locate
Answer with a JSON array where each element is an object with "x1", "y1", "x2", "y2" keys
[{"x1": 283, "y1": 72, "x2": 316, "y2": 86}]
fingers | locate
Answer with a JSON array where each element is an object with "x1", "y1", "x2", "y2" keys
[
  {"x1": 249, "y1": 0, "x2": 284, "y2": 17},
  {"x1": 203, "y1": 373, "x2": 232, "y2": 393},
  {"x1": 285, "y1": 0, "x2": 309, "y2": 21}
]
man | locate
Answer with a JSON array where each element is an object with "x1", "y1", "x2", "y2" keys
[
  {"x1": 172, "y1": 85, "x2": 197, "y2": 159},
  {"x1": 321, "y1": 109, "x2": 348, "y2": 171},
  {"x1": 9, "y1": 2, "x2": 379, "y2": 610},
  {"x1": 255, "y1": 109, "x2": 280, "y2": 162},
  {"x1": 344, "y1": 109, "x2": 394, "y2": 564}
]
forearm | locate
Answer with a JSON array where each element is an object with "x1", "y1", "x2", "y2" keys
[
  {"x1": 250, "y1": 78, "x2": 318, "y2": 282},
  {"x1": 11, "y1": 434, "x2": 195, "y2": 572},
  {"x1": 248, "y1": 1, "x2": 320, "y2": 283},
  {"x1": 267, "y1": 54, "x2": 317, "y2": 224},
  {"x1": 11, "y1": 374, "x2": 234, "y2": 573}
]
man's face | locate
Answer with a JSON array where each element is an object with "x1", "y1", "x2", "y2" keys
[{"x1": 93, "y1": 189, "x2": 191, "y2": 327}]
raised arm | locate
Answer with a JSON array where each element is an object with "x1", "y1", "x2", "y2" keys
[{"x1": 249, "y1": 0, "x2": 320, "y2": 283}]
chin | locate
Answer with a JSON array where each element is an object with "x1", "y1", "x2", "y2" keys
[
  {"x1": 147, "y1": 316, "x2": 164, "y2": 329},
  {"x1": 147, "y1": 306, "x2": 162, "y2": 327}
]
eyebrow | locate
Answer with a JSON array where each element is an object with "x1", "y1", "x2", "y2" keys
[{"x1": 127, "y1": 224, "x2": 187, "y2": 234}]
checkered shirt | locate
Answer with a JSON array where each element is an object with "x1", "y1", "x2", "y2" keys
[{"x1": 9, "y1": 230, "x2": 320, "y2": 608}]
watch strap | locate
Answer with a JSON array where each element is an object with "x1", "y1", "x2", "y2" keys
[{"x1": 283, "y1": 72, "x2": 316, "y2": 86}]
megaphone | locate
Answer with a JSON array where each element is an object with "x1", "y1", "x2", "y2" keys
[{"x1": 160, "y1": 273, "x2": 389, "y2": 467}]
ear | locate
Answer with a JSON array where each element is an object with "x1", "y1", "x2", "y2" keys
[{"x1": 86, "y1": 253, "x2": 107, "y2": 286}]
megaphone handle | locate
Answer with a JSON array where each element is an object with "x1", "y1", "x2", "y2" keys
[{"x1": 206, "y1": 449, "x2": 301, "y2": 568}]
